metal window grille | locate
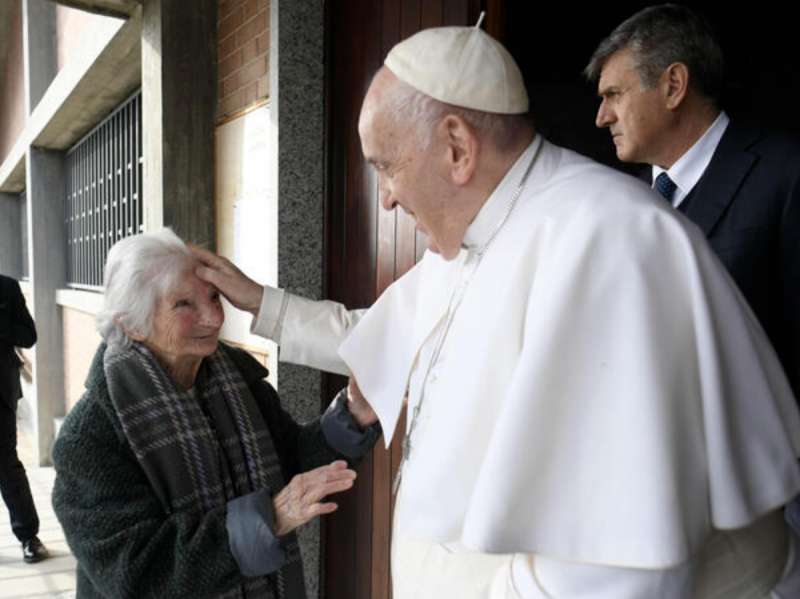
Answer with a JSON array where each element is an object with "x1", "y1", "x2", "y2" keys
[
  {"x1": 65, "y1": 89, "x2": 143, "y2": 289},
  {"x1": 20, "y1": 190, "x2": 29, "y2": 280}
]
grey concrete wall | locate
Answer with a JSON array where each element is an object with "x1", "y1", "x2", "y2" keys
[
  {"x1": 142, "y1": 0, "x2": 216, "y2": 247},
  {"x1": 0, "y1": 193, "x2": 22, "y2": 278},
  {"x1": 0, "y1": 1, "x2": 26, "y2": 164},
  {"x1": 22, "y1": 0, "x2": 58, "y2": 114},
  {"x1": 274, "y1": 0, "x2": 326, "y2": 596},
  {"x1": 26, "y1": 147, "x2": 67, "y2": 465}
]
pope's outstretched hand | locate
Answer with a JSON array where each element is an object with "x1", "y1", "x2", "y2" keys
[
  {"x1": 347, "y1": 378, "x2": 378, "y2": 428},
  {"x1": 190, "y1": 246, "x2": 264, "y2": 316}
]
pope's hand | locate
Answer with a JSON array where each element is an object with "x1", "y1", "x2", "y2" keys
[
  {"x1": 347, "y1": 378, "x2": 378, "y2": 428},
  {"x1": 272, "y1": 461, "x2": 356, "y2": 536},
  {"x1": 190, "y1": 246, "x2": 264, "y2": 315}
]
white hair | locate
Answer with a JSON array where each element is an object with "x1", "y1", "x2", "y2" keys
[
  {"x1": 383, "y1": 76, "x2": 534, "y2": 154},
  {"x1": 97, "y1": 228, "x2": 194, "y2": 349}
]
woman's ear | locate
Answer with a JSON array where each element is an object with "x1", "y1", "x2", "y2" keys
[
  {"x1": 117, "y1": 316, "x2": 145, "y2": 342},
  {"x1": 441, "y1": 114, "x2": 479, "y2": 186}
]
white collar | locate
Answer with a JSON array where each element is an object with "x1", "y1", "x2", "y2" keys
[
  {"x1": 462, "y1": 135, "x2": 542, "y2": 251},
  {"x1": 652, "y1": 111, "x2": 729, "y2": 207}
]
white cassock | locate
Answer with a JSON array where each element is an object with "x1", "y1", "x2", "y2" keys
[{"x1": 254, "y1": 137, "x2": 800, "y2": 598}]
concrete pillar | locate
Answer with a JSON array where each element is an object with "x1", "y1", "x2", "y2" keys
[
  {"x1": 25, "y1": 148, "x2": 67, "y2": 465},
  {"x1": 273, "y1": 1, "x2": 326, "y2": 596},
  {"x1": 21, "y1": 0, "x2": 58, "y2": 115},
  {"x1": 0, "y1": 193, "x2": 22, "y2": 278},
  {"x1": 141, "y1": 0, "x2": 217, "y2": 247}
]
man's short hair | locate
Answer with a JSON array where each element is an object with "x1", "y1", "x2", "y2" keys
[
  {"x1": 384, "y1": 75, "x2": 534, "y2": 155},
  {"x1": 584, "y1": 4, "x2": 724, "y2": 103}
]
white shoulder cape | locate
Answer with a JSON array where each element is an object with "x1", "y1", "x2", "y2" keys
[{"x1": 338, "y1": 140, "x2": 800, "y2": 568}]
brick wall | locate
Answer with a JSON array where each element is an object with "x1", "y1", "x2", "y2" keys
[{"x1": 218, "y1": 0, "x2": 270, "y2": 121}]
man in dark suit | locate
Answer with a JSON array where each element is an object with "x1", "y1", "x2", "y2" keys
[
  {"x1": 0, "y1": 274, "x2": 49, "y2": 563},
  {"x1": 585, "y1": 4, "x2": 800, "y2": 399}
]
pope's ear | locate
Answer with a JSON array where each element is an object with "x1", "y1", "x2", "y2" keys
[{"x1": 441, "y1": 114, "x2": 479, "y2": 186}]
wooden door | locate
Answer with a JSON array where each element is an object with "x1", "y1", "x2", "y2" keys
[{"x1": 322, "y1": 1, "x2": 483, "y2": 598}]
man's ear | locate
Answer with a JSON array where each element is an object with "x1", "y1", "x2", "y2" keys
[
  {"x1": 662, "y1": 62, "x2": 689, "y2": 110},
  {"x1": 441, "y1": 114, "x2": 479, "y2": 186}
]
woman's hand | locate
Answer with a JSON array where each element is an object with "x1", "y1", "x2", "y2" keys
[
  {"x1": 272, "y1": 461, "x2": 356, "y2": 536},
  {"x1": 190, "y1": 245, "x2": 264, "y2": 316},
  {"x1": 347, "y1": 378, "x2": 378, "y2": 428}
]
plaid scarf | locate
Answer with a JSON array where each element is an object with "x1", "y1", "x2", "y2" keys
[{"x1": 104, "y1": 341, "x2": 306, "y2": 599}]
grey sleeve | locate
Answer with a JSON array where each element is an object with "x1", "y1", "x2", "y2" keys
[
  {"x1": 320, "y1": 388, "x2": 382, "y2": 459},
  {"x1": 226, "y1": 488, "x2": 286, "y2": 577}
]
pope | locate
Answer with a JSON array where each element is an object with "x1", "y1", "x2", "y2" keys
[{"x1": 194, "y1": 21, "x2": 800, "y2": 599}]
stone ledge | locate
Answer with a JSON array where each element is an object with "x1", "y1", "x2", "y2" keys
[
  {"x1": 55, "y1": 287, "x2": 104, "y2": 315},
  {"x1": 0, "y1": 9, "x2": 141, "y2": 192}
]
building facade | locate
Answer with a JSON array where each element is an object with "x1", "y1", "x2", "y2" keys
[{"x1": 0, "y1": 0, "x2": 329, "y2": 593}]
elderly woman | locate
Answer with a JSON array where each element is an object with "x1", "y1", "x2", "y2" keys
[{"x1": 52, "y1": 229, "x2": 379, "y2": 599}]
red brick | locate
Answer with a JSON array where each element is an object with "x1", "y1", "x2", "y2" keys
[
  {"x1": 218, "y1": 48, "x2": 243, "y2": 78},
  {"x1": 218, "y1": 0, "x2": 241, "y2": 20},
  {"x1": 218, "y1": 89, "x2": 245, "y2": 118},
  {"x1": 235, "y1": 17, "x2": 255, "y2": 47},
  {"x1": 243, "y1": 80, "x2": 258, "y2": 106},
  {"x1": 240, "y1": 55, "x2": 267, "y2": 83},
  {"x1": 233, "y1": 26, "x2": 249, "y2": 49},
  {"x1": 256, "y1": 29, "x2": 269, "y2": 54},
  {"x1": 221, "y1": 0, "x2": 245, "y2": 13},
  {"x1": 218, "y1": 6, "x2": 244, "y2": 40},
  {"x1": 235, "y1": 10, "x2": 267, "y2": 46},
  {"x1": 254, "y1": 10, "x2": 268, "y2": 34},
  {"x1": 221, "y1": 71, "x2": 242, "y2": 98},
  {"x1": 218, "y1": 33, "x2": 237, "y2": 59},
  {"x1": 256, "y1": 73, "x2": 269, "y2": 99},
  {"x1": 241, "y1": 37, "x2": 258, "y2": 63},
  {"x1": 243, "y1": 0, "x2": 259, "y2": 21}
]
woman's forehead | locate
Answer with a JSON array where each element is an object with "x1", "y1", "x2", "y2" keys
[{"x1": 163, "y1": 263, "x2": 209, "y2": 297}]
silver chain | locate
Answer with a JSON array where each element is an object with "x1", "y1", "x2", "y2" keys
[{"x1": 392, "y1": 141, "x2": 542, "y2": 496}]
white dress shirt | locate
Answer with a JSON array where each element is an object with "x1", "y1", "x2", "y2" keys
[{"x1": 652, "y1": 111, "x2": 730, "y2": 208}]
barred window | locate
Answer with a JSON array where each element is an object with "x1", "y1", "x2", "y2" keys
[
  {"x1": 20, "y1": 190, "x2": 29, "y2": 280},
  {"x1": 65, "y1": 90, "x2": 143, "y2": 289}
]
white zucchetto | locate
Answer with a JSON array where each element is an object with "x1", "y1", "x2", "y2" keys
[{"x1": 384, "y1": 18, "x2": 529, "y2": 114}]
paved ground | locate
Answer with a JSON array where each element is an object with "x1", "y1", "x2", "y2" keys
[{"x1": 0, "y1": 425, "x2": 77, "y2": 598}]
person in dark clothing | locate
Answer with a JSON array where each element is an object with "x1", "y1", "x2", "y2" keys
[
  {"x1": 0, "y1": 273, "x2": 49, "y2": 563},
  {"x1": 52, "y1": 229, "x2": 379, "y2": 599},
  {"x1": 586, "y1": 4, "x2": 800, "y2": 399}
]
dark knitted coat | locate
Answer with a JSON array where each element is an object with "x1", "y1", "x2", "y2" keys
[{"x1": 52, "y1": 344, "x2": 343, "y2": 599}]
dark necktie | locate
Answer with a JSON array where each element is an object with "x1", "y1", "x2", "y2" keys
[{"x1": 654, "y1": 172, "x2": 677, "y2": 204}]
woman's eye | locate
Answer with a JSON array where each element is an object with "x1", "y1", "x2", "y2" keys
[{"x1": 174, "y1": 299, "x2": 191, "y2": 309}]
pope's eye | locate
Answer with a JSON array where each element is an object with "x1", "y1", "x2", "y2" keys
[{"x1": 173, "y1": 299, "x2": 191, "y2": 309}]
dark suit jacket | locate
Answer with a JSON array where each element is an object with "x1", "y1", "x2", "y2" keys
[
  {"x1": 0, "y1": 275, "x2": 37, "y2": 409},
  {"x1": 650, "y1": 121, "x2": 800, "y2": 398}
]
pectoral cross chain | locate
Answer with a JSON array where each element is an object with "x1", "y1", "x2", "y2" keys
[
  {"x1": 392, "y1": 436, "x2": 412, "y2": 495},
  {"x1": 389, "y1": 142, "x2": 542, "y2": 500}
]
